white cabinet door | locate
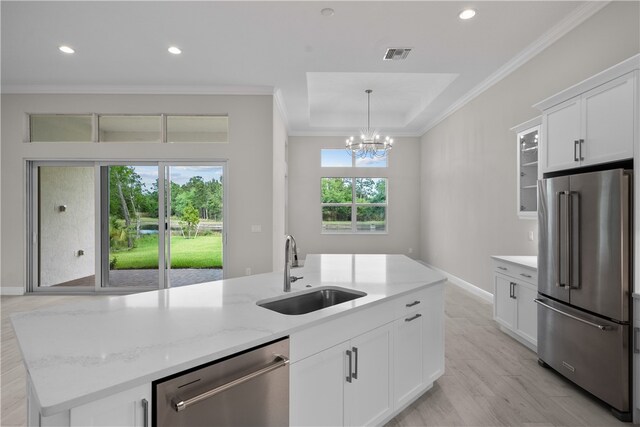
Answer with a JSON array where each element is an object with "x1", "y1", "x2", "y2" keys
[
  {"x1": 515, "y1": 283, "x2": 538, "y2": 346},
  {"x1": 290, "y1": 341, "x2": 349, "y2": 427},
  {"x1": 393, "y1": 311, "x2": 423, "y2": 409},
  {"x1": 581, "y1": 72, "x2": 636, "y2": 167},
  {"x1": 346, "y1": 323, "x2": 394, "y2": 427},
  {"x1": 543, "y1": 96, "x2": 581, "y2": 172},
  {"x1": 70, "y1": 384, "x2": 150, "y2": 427},
  {"x1": 494, "y1": 274, "x2": 516, "y2": 330}
]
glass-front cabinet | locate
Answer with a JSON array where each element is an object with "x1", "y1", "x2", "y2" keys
[{"x1": 512, "y1": 117, "x2": 541, "y2": 219}]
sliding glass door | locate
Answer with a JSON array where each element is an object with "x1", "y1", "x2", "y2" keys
[
  {"x1": 31, "y1": 163, "x2": 97, "y2": 290},
  {"x1": 29, "y1": 161, "x2": 226, "y2": 292},
  {"x1": 101, "y1": 164, "x2": 160, "y2": 289},
  {"x1": 164, "y1": 164, "x2": 225, "y2": 287}
]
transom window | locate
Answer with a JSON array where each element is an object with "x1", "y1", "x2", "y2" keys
[
  {"x1": 321, "y1": 149, "x2": 387, "y2": 168},
  {"x1": 28, "y1": 114, "x2": 229, "y2": 143},
  {"x1": 321, "y1": 177, "x2": 387, "y2": 233}
]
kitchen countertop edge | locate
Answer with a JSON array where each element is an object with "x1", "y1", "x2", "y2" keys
[{"x1": 491, "y1": 255, "x2": 538, "y2": 271}]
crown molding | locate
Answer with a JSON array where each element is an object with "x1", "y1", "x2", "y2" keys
[
  {"x1": 1, "y1": 84, "x2": 275, "y2": 95},
  {"x1": 417, "y1": 1, "x2": 609, "y2": 136}
]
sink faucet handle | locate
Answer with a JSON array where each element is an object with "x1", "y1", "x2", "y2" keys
[{"x1": 290, "y1": 276, "x2": 303, "y2": 283}]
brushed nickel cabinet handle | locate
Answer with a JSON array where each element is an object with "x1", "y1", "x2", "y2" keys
[
  {"x1": 579, "y1": 139, "x2": 585, "y2": 161},
  {"x1": 352, "y1": 347, "x2": 358, "y2": 380},
  {"x1": 497, "y1": 266, "x2": 508, "y2": 271},
  {"x1": 405, "y1": 313, "x2": 422, "y2": 322},
  {"x1": 574, "y1": 140, "x2": 579, "y2": 161},
  {"x1": 141, "y1": 398, "x2": 148, "y2": 427},
  {"x1": 406, "y1": 300, "x2": 421, "y2": 307},
  {"x1": 520, "y1": 273, "x2": 532, "y2": 278},
  {"x1": 346, "y1": 350, "x2": 352, "y2": 383}
]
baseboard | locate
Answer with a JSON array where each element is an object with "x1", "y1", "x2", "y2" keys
[
  {"x1": 497, "y1": 324, "x2": 537, "y2": 353},
  {"x1": 418, "y1": 261, "x2": 494, "y2": 304},
  {"x1": 1, "y1": 287, "x2": 25, "y2": 296}
]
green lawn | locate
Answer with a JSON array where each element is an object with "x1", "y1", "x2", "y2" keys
[{"x1": 111, "y1": 234, "x2": 222, "y2": 269}]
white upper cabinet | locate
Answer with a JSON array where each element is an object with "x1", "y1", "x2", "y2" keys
[
  {"x1": 535, "y1": 55, "x2": 639, "y2": 174},
  {"x1": 581, "y1": 73, "x2": 636, "y2": 166},
  {"x1": 543, "y1": 96, "x2": 581, "y2": 172},
  {"x1": 512, "y1": 117, "x2": 541, "y2": 219}
]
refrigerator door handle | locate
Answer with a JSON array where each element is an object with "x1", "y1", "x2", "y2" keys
[
  {"x1": 569, "y1": 191, "x2": 580, "y2": 290},
  {"x1": 534, "y1": 299, "x2": 613, "y2": 331},
  {"x1": 556, "y1": 191, "x2": 569, "y2": 288},
  {"x1": 567, "y1": 190, "x2": 573, "y2": 289}
]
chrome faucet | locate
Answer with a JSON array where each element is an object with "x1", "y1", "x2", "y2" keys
[{"x1": 284, "y1": 235, "x2": 302, "y2": 292}]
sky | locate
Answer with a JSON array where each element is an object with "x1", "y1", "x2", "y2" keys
[{"x1": 134, "y1": 165, "x2": 223, "y2": 190}]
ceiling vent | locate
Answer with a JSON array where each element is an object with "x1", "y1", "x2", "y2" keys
[{"x1": 383, "y1": 48, "x2": 412, "y2": 61}]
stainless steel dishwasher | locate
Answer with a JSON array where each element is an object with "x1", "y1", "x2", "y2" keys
[{"x1": 154, "y1": 338, "x2": 289, "y2": 427}]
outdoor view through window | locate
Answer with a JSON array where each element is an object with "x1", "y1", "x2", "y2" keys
[{"x1": 34, "y1": 163, "x2": 224, "y2": 290}]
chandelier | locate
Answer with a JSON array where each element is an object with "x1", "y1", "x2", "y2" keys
[{"x1": 345, "y1": 89, "x2": 393, "y2": 159}]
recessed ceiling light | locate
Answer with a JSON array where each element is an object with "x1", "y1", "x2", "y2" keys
[
  {"x1": 458, "y1": 9, "x2": 476, "y2": 20},
  {"x1": 58, "y1": 45, "x2": 75, "y2": 54},
  {"x1": 321, "y1": 8, "x2": 334, "y2": 17},
  {"x1": 168, "y1": 46, "x2": 182, "y2": 55}
]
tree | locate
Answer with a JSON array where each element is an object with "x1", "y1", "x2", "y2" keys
[
  {"x1": 321, "y1": 178, "x2": 352, "y2": 203},
  {"x1": 180, "y1": 204, "x2": 200, "y2": 238},
  {"x1": 110, "y1": 166, "x2": 146, "y2": 248}
]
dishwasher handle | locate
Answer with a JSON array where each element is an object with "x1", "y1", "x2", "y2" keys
[{"x1": 172, "y1": 354, "x2": 290, "y2": 412}]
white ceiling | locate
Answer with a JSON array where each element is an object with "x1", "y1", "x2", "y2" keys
[{"x1": 1, "y1": 1, "x2": 602, "y2": 136}]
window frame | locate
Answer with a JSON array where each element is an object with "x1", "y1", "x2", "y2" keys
[
  {"x1": 320, "y1": 177, "x2": 388, "y2": 234},
  {"x1": 320, "y1": 148, "x2": 388, "y2": 168}
]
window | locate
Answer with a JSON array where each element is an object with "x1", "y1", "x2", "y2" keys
[
  {"x1": 321, "y1": 149, "x2": 387, "y2": 168},
  {"x1": 321, "y1": 177, "x2": 387, "y2": 233},
  {"x1": 167, "y1": 116, "x2": 228, "y2": 143},
  {"x1": 28, "y1": 114, "x2": 229, "y2": 143},
  {"x1": 98, "y1": 115, "x2": 162, "y2": 142},
  {"x1": 30, "y1": 114, "x2": 93, "y2": 142}
]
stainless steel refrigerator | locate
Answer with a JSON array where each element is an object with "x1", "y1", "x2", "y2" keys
[{"x1": 537, "y1": 168, "x2": 632, "y2": 420}]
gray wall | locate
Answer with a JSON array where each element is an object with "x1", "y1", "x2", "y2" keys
[
  {"x1": 419, "y1": 1, "x2": 640, "y2": 293},
  {"x1": 1, "y1": 94, "x2": 275, "y2": 290},
  {"x1": 288, "y1": 136, "x2": 420, "y2": 258}
]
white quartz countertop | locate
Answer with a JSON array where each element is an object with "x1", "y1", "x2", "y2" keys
[
  {"x1": 491, "y1": 255, "x2": 537, "y2": 270},
  {"x1": 11, "y1": 254, "x2": 445, "y2": 416}
]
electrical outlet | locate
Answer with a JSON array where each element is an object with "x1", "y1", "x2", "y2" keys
[
  {"x1": 528, "y1": 231, "x2": 534, "y2": 241},
  {"x1": 245, "y1": 268, "x2": 251, "y2": 276},
  {"x1": 251, "y1": 225, "x2": 262, "y2": 233},
  {"x1": 408, "y1": 248, "x2": 413, "y2": 254}
]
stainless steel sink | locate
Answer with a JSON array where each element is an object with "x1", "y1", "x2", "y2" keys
[{"x1": 257, "y1": 286, "x2": 367, "y2": 315}]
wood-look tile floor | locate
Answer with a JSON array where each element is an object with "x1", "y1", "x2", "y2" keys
[{"x1": 0, "y1": 283, "x2": 628, "y2": 427}]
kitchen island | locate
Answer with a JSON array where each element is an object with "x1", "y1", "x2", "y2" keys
[{"x1": 12, "y1": 254, "x2": 445, "y2": 426}]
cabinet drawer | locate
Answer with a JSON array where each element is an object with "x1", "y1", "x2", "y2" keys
[
  {"x1": 494, "y1": 262, "x2": 537, "y2": 285},
  {"x1": 393, "y1": 287, "x2": 430, "y2": 318}
]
